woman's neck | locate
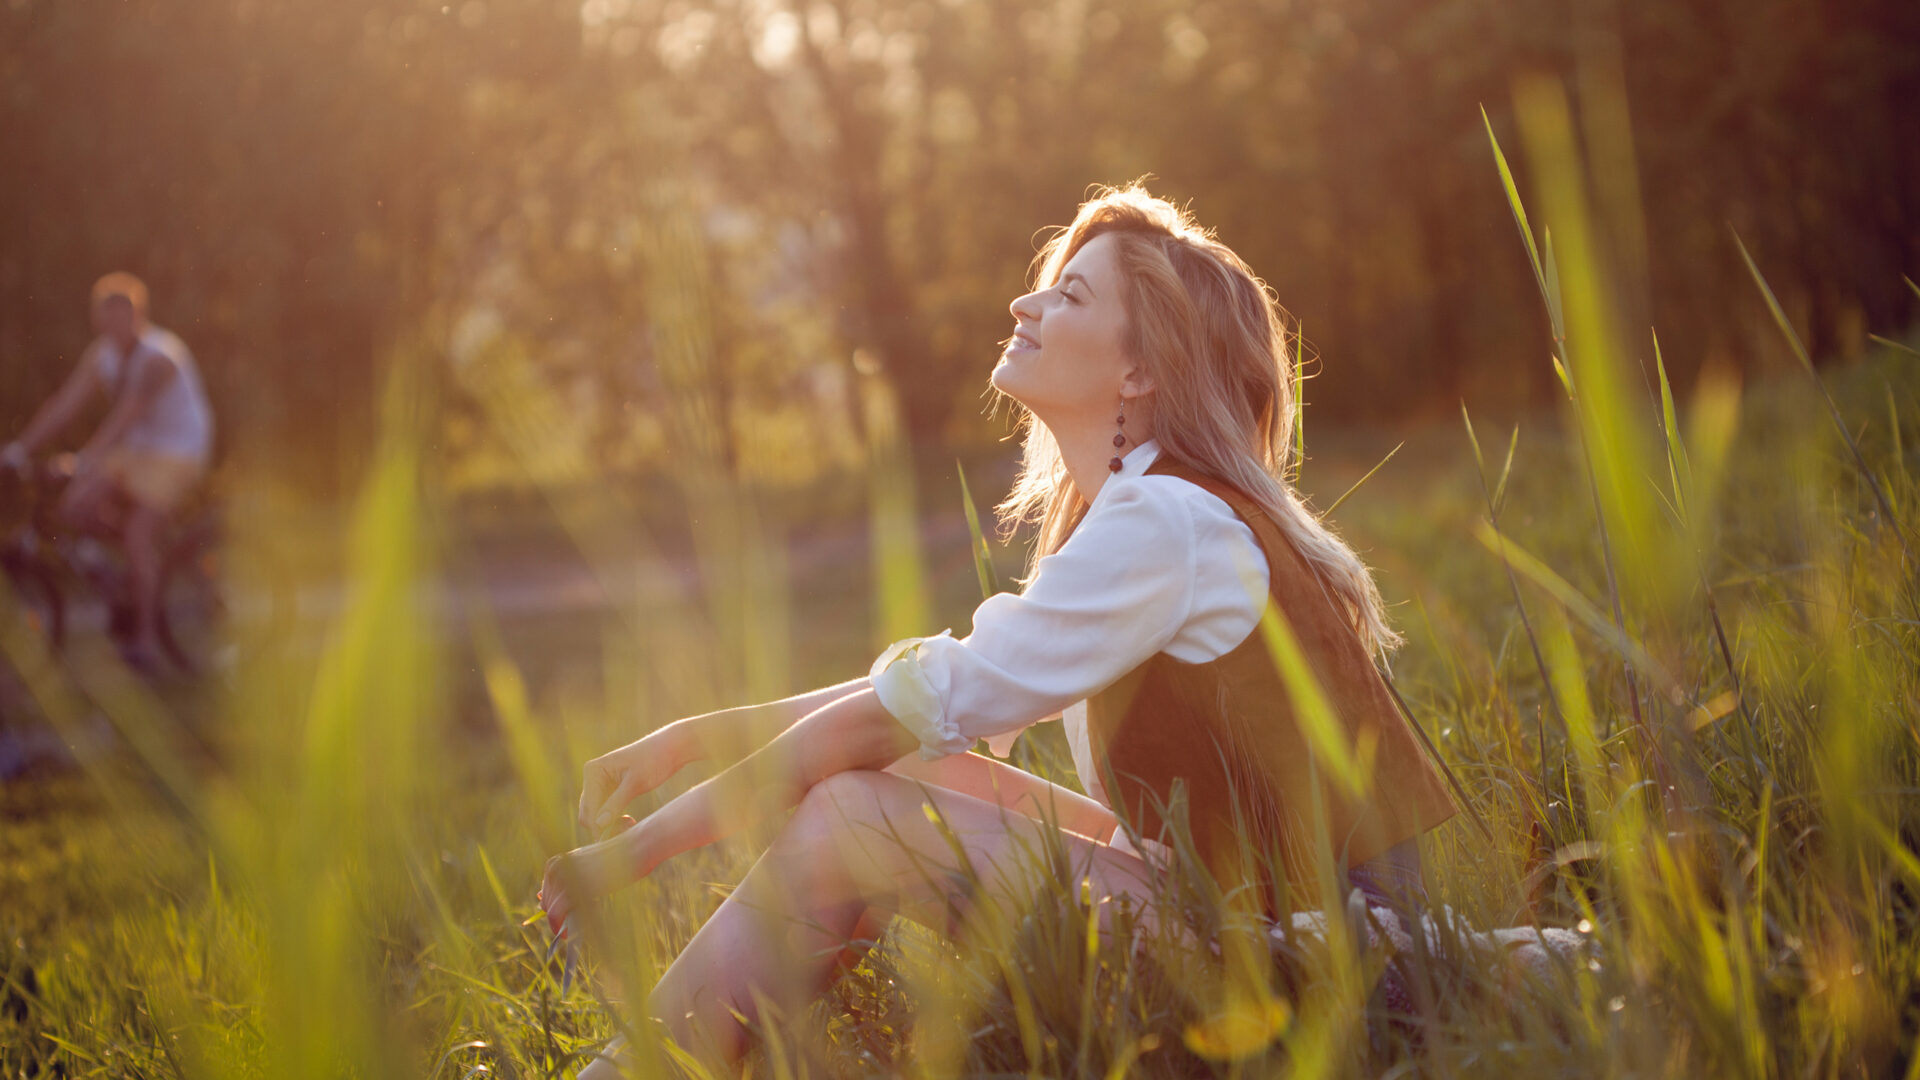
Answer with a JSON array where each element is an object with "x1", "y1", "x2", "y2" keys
[{"x1": 1050, "y1": 407, "x2": 1153, "y2": 506}]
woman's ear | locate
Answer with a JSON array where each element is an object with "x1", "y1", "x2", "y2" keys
[{"x1": 1120, "y1": 364, "x2": 1156, "y2": 399}]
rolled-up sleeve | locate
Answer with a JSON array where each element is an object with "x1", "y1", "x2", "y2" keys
[
  {"x1": 868, "y1": 478, "x2": 1200, "y2": 760},
  {"x1": 869, "y1": 632, "x2": 970, "y2": 758}
]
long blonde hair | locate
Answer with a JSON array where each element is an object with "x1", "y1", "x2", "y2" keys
[{"x1": 996, "y1": 184, "x2": 1402, "y2": 656}]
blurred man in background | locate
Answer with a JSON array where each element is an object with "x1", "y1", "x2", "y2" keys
[{"x1": 2, "y1": 273, "x2": 214, "y2": 667}]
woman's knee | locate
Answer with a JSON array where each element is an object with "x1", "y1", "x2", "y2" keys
[
  {"x1": 771, "y1": 770, "x2": 890, "y2": 876},
  {"x1": 794, "y1": 769, "x2": 895, "y2": 831},
  {"x1": 783, "y1": 769, "x2": 940, "y2": 888}
]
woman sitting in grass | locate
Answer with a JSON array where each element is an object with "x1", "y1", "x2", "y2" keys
[{"x1": 539, "y1": 184, "x2": 1459, "y2": 1071}]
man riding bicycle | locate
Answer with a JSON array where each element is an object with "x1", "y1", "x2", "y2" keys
[{"x1": 2, "y1": 272, "x2": 215, "y2": 668}]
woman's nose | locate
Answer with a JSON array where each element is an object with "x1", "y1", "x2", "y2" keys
[{"x1": 1009, "y1": 290, "x2": 1041, "y2": 321}]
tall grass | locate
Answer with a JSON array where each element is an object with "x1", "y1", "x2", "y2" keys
[{"x1": 3, "y1": 80, "x2": 1917, "y2": 1077}]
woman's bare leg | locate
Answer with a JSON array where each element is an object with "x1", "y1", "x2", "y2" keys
[
  {"x1": 817, "y1": 752, "x2": 1113, "y2": 973},
  {"x1": 575, "y1": 1036, "x2": 629, "y2": 1080},
  {"x1": 634, "y1": 768, "x2": 1157, "y2": 1066}
]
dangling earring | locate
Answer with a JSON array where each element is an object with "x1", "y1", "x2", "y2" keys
[{"x1": 1109, "y1": 397, "x2": 1127, "y2": 473}]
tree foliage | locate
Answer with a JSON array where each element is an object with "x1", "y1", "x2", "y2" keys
[{"x1": 3, "y1": 0, "x2": 1915, "y2": 489}]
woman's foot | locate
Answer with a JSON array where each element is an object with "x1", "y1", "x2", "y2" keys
[{"x1": 576, "y1": 1034, "x2": 630, "y2": 1078}]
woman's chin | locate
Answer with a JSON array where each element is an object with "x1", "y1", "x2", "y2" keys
[
  {"x1": 993, "y1": 386, "x2": 1037, "y2": 414},
  {"x1": 988, "y1": 358, "x2": 1022, "y2": 398}
]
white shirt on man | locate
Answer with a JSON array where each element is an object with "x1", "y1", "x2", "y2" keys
[{"x1": 91, "y1": 325, "x2": 214, "y2": 463}]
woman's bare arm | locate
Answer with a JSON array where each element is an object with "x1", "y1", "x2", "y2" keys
[
  {"x1": 576, "y1": 676, "x2": 870, "y2": 829},
  {"x1": 544, "y1": 688, "x2": 917, "y2": 932},
  {"x1": 671, "y1": 677, "x2": 873, "y2": 767},
  {"x1": 885, "y1": 751, "x2": 1117, "y2": 841}
]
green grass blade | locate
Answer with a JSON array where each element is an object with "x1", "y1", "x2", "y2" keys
[
  {"x1": 1323, "y1": 441, "x2": 1401, "y2": 516},
  {"x1": 474, "y1": 844, "x2": 516, "y2": 922},
  {"x1": 1471, "y1": 519, "x2": 1677, "y2": 693},
  {"x1": 1256, "y1": 603, "x2": 1366, "y2": 799},
  {"x1": 1483, "y1": 105, "x2": 1549, "y2": 312},
  {"x1": 39, "y1": 1034, "x2": 102, "y2": 1064},
  {"x1": 1735, "y1": 230, "x2": 1911, "y2": 561},
  {"x1": 1515, "y1": 76, "x2": 1661, "y2": 747},
  {"x1": 1461, "y1": 402, "x2": 1487, "y2": 474},
  {"x1": 1542, "y1": 226, "x2": 1567, "y2": 350},
  {"x1": 1653, "y1": 329, "x2": 1691, "y2": 523},
  {"x1": 1462, "y1": 404, "x2": 1566, "y2": 774},
  {"x1": 1866, "y1": 814, "x2": 1920, "y2": 891},
  {"x1": 1492, "y1": 424, "x2": 1520, "y2": 519},
  {"x1": 468, "y1": 600, "x2": 567, "y2": 855},
  {"x1": 956, "y1": 459, "x2": 1001, "y2": 601},
  {"x1": 1550, "y1": 354, "x2": 1574, "y2": 398},
  {"x1": 1377, "y1": 667, "x2": 1495, "y2": 842},
  {"x1": 1869, "y1": 334, "x2": 1920, "y2": 359},
  {"x1": 1460, "y1": 408, "x2": 1520, "y2": 538},
  {"x1": 1889, "y1": 382, "x2": 1908, "y2": 504},
  {"x1": 1734, "y1": 233, "x2": 1828, "y2": 383},
  {"x1": 863, "y1": 374, "x2": 932, "y2": 645}
]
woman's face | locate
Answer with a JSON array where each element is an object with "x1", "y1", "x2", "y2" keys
[{"x1": 992, "y1": 232, "x2": 1132, "y2": 421}]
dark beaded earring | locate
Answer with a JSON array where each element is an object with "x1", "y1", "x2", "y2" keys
[{"x1": 1109, "y1": 398, "x2": 1127, "y2": 473}]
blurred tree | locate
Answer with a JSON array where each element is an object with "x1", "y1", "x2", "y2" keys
[{"x1": 3, "y1": 0, "x2": 1914, "y2": 489}]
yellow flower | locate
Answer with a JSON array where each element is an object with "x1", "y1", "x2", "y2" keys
[{"x1": 1181, "y1": 993, "x2": 1292, "y2": 1063}]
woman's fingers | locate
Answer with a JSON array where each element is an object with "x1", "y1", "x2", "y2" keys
[
  {"x1": 540, "y1": 880, "x2": 566, "y2": 935},
  {"x1": 578, "y1": 750, "x2": 654, "y2": 830},
  {"x1": 576, "y1": 732, "x2": 683, "y2": 830},
  {"x1": 591, "y1": 812, "x2": 638, "y2": 842},
  {"x1": 577, "y1": 760, "x2": 618, "y2": 830},
  {"x1": 539, "y1": 827, "x2": 643, "y2": 936},
  {"x1": 541, "y1": 873, "x2": 578, "y2": 936},
  {"x1": 589, "y1": 784, "x2": 635, "y2": 832},
  {"x1": 540, "y1": 853, "x2": 585, "y2": 927}
]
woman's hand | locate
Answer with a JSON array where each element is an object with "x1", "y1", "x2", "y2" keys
[
  {"x1": 576, "y1": 727, "x2": 688, "y2": 832},
  {"x1": 544, "y1": 689, "x2": 912, "y2": 938},
  {"x1": 539, "y1": 816, "x2": 642, "y2": 937},
  {"x1": 572, "y1": 684, "x2": 872, "y2": 832}
]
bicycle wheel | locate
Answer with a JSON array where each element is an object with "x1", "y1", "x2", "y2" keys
[
  {"x1": 157, "y1": 527, "x2": 293, "y2": 674},
  {"x1": 2, "y1": 552, "x2": 66, "y2": 653},
  {"x1": 156, "y1": 536, "x2": 227, "y2": 674}
]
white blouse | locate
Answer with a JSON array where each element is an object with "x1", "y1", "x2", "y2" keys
[{"x1": 869, "y1": 440, "x2": 1270, "y2": 804}]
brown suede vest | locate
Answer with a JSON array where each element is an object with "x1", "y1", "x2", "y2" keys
[{"x1": 1080, "y1": 459, "x2": 1457, "y2": 896}]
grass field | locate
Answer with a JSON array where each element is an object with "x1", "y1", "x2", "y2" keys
[
  {"x1": 3, "y1": 336, "x2": 1916, "y2": 1078},
  {"x1": 3, "y1": 112, "x2": 1918, "y2": 1075}
]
